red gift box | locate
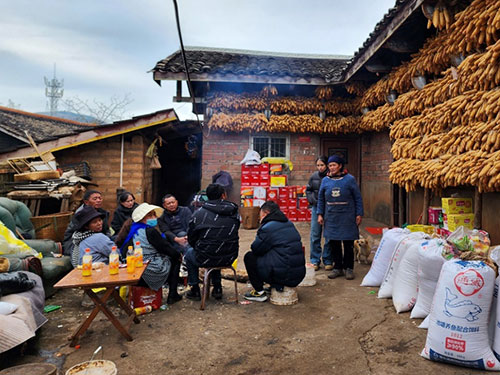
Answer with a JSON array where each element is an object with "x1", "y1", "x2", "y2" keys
[
  {"x1": 298, "y1": 209, "x2": 308, "y2": 221},
  {"x1": 288, "y1": 209, "x2": 298, "y2": 221},
  {"x1": 267, "y1": 188, "x2": 279, "y2": 202},
  {"x1": 241, "y1": 174, "x2": 251, "y2": 186},
  {"x1": 288, "y1": 199, "x2": 297, "y2": 210},
  {"x1": 279, "y1": 187, "x2": 291, "y2": 199},
  {"x1": 260, "y1": 163, "x2": 270, "y2": 173},
  {"x1": 130, "y1": 286, "x2": 162, "y2": 310},
  {"x1": 251, "y1": 175, "x2": 260, "y2": 184},
  {"x1": 241, "y1": 164, "x2": 260, "y2": 174},
  {"x1": 278, "y1": 198, "x2": 288, "y2": 208},
  {"x1": 259, "y1": 174, "x2": 270, "y2": 187},
  {"x1": 298, "y1": 197, "x2": 309, "y2": 209}
]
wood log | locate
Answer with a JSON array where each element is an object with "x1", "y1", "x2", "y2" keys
[{"x1": 474, "y1": 187, "x2": 482, "y2": 229}]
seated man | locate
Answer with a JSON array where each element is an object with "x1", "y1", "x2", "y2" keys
[
  {"x1": 244, "y1": 201, "x2": 306, "y2": 302},
  {"x1": 185, "y1": 184, "x2": 239, "y2": 301},
  {"x1": 62, "y1": 190, "x2": 111, "y2": 255},
  {"x1": 158, "y1": 194, "x2": 192, "y2": 253}
]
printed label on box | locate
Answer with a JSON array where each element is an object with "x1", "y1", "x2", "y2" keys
[
  {"x1": 253, "y1": 187, "x2": 267, "y2": 199},
  {"x1": 270, "y1": 176, "x2": 287, "y2": 187},
  {"x1": 253, "y1": 199, "x2": 265, "y2": 207},
  {"x1": 240, "y1": 187, "x2": 254, "y2": 199},
  {"x1": 441, "y1": 198, "x2": 472, "y2": 214}
]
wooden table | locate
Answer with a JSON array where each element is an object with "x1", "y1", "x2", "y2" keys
[{"x1": 54, "y1": 265, "x2": 146, "y2": 346}]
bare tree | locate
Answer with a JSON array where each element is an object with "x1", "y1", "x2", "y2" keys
[
  {"x1": 0, "y1": 99, "x2": 22, "y2": 109},
  {"x1": 62, "y1": 94, "x2": 133, "y2": 124}
]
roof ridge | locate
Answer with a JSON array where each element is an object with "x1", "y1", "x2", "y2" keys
[{"x1": 0, "y1": 106, "x2": 97, "y2": 127}]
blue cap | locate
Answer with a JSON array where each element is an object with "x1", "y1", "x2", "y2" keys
[{"x1": 328, "y1": 155, "x2": 345, "y2": 165}]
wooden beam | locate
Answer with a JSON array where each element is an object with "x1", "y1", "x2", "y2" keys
[
  {"x1": 474, "y1": 187, "x2": 482, "y2": 229},
  {"x1": 398, "y1": 185, "x2": 405, "y2": 226},
  {"x1": 176, "y1": 80, "x2": 182, "y2": 101},
  {"x1": 172, "y1": 96, "x2": 205, "y2": 103},
  {"x1": 343, "y1": 0, "x2": 425, "y2": 82},
  {"x1": 153, "y1": 71, "x2": 336, "y2": 86},
  {"x1": 422, "y1": 188, "x2": 430, "y2": 224}
]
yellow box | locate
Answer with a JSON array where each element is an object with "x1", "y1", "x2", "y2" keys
[
  {"x1": 406, "y1": 224, "x2": 435, "y2": 235},
  {"x1": 270, "y1": 175, "x2": 287, "y2": 187},
  {"x1": 441, "y1": 197, "x2": 472, "y2": 214},
  {"x1": 446, "y1": 213, "x2": 475, "y2": 231}
]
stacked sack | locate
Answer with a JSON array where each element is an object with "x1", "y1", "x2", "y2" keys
[{"x1": 360, "y1": 225, "x2": 500, "y2": 371}]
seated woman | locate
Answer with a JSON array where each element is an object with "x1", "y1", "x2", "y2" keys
[
  {"x1": 71, "y1": 206, "x2": 116, "y2": 268},
  {"x1": 111, "y1": 191, "x2": 138, "y2": 234},
  {"x1": 119, "y1": 203, "x2": 182, "y2": 305}
]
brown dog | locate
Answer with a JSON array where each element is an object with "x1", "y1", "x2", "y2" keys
[{"x1": 354, "y1": 236, "x2": 372, "y2": 264}]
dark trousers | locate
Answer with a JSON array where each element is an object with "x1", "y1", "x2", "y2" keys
[
  {"x1": 244, "y1": 251, "x2": 264, "y2": 292},
  {"x1": 330, "y1": 240, "x2": 354, "y2": 270},
  {"x1": 184, "y1": 248, "x2": 221, "y2": 287}
]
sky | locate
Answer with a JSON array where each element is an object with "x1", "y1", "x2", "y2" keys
[{"x1": 0, "y1": 0, "x2": 396, "y2": 121}]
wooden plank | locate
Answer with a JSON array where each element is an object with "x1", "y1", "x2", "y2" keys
[
  {"x1": 342, "y1": 0, "x2": 425, "y2": 82},
  {"x1": 422, "y1": 188, "x2": 430, "y2": 224},
  {"x1": 398, "y1": 186, "x2": 405, "y2": 227},
  {"x1": 474, "y1": 187, "x2": 482, "y2": 229}
]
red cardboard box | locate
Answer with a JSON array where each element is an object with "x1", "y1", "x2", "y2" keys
[
  {"x1": 259, "y1": 174, "x2": 270, "y2": 187},
  {"x1": 130, "y1": 286, "x2": 162, "y2": 310},
  {"x1": 260, "y1": 163, "x2": 270, "y2": 173},
  {"x1": 298, "y1": 197, "x2": 309, "y2": 209},
  {"x1": 288, "y1": 199, "x2": 297, "y2": 210},
  {"x1": 298, "y1": 209, "x2": 308, "y2": 221},
  {"x1": 241, "y1": 174, "x2": 251, "y2": 186},
  {"x1": 278, "y1": 198, "x2": 288, "y2": 208},
  {"x1": 305, "y1": 209, "x2": 312, "y2": 221},
  {"x1": 428, "y1": 206, "x2": 442, "y2": 225},
  {"x1": 270, "y1": 164, "x2": 283, "y2": 175},
  {"x1": 289, "y1": 186, "x2": 297, "y2": 199},
  {"x1": 288, "y1": 209, "x2": 298, "y2": 222},
  {"x1": 241, "y1": 164, "x2": 262, "y2": 175},
  {"x1": 281, "y1": 208, "x2": 289, "y2": 218},
  {"x1": 296, "y1": 186, "x2": 307, "y2": 198},
  {"x1": 240, "y1": 187, "x2": 254, "y2": 199},
  {"x1": 267, "y1": 188, "x2": 279, "y2": 202}
]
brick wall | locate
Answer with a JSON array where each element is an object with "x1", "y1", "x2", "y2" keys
[
  {"x1": 55, "y1": 134, "x2": 152, "y2": 216},
  {"x1": 202, "y1": 129, "x2": 320, "y2": 202},
  {"x1": 360, "y1": 130, "x2": 393, "y2": 224}
]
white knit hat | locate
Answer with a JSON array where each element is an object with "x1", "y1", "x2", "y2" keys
[{"x1": 132, "y1": 203, "x2": 164, "y2": 223}]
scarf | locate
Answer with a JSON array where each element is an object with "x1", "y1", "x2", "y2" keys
[
  {"x1": 120, "y1": 222, "x2": 148, "y2": 256},
  {"x1": 72, "y1": 230, "x2": 94, "y2": 248}
]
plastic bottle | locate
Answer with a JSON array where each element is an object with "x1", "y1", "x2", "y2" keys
[
  {"x1": 82, "y1": 248, "x2": 92, "y2": 277},
  {"x1": 134, "y1": 241, "x2": 143, "y2": 268},
  {"x1": 134, "y1": 305, "x2": 153, "y2": 316},
  {"x1": 126, "y1": 246, "x2": 135, "y2": 274},
  {"x1": 109, "y1": 246, "x2": 119, "y2": 275}
]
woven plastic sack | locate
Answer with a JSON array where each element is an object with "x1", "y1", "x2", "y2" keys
[
  {"x1": 411, "y1": 239, "x2": 447, "y2": 319},
  {"x1": 392, "y1": 235, "x2": 430, "y2": 313},
  {"x1": 360, "y1": 228, "x2": 409, "y2": 287},
  {"x1": 378, "y1": 232, "x2": 428, "y2": 299},
  {"x1": 421, "y1": 260, "x2": 500, "y2": 370}
]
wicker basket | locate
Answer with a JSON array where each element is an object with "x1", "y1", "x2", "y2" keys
[{"x1": 30, "y1": 211, "x2": 73, "y2": 242}]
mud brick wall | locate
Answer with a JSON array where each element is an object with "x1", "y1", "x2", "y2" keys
[
  {"x1": 360, "y1": 129, "x2": 392, "y2": 225},
  {"x1": 55, "y1": 134, "x2": 152, "y2": 215},
  {"x1": 202, "y1": 128, "x2": 320, "y2": 203}
]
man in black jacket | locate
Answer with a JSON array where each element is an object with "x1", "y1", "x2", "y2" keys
[
  {"x1": 185, "y1": 184, "x2": 239, "y2": 301},
  {"x1": 158, "y1": 194, "x2": 192, "y2": 253},
  {"x1": 244, "y1": 201, "x2": 305, "y2": 302}
]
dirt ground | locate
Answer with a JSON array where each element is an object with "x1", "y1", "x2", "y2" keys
[{"x1": 0, "y1": 222, "x2": 486, "y2": 374}]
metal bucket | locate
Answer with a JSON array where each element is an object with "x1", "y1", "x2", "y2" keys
[{"x1": 65, "y1": 360, "x2": 117, "y2": 375}]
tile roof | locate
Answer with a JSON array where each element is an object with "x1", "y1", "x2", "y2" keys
[
  {"x1": 152, "y1": 47, "x2": 351, "y2": 84},
  {"x1": 0, "y1": 106, "x2": 95, "y2": 147}
]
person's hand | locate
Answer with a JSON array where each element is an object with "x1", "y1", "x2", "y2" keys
[
  {"x1": 174, "y1": 236, "x2": 188, "y2": 247},
  {"x1": 317, "y1": 214, "x2": 324, "y2": 226},
  {"x1": 356, "y1": 216, "x2": 362, "y2": 226}
]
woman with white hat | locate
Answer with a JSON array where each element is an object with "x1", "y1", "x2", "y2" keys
[{"x1": 120, "y1": 203, "x2": 183, "y2": 305}]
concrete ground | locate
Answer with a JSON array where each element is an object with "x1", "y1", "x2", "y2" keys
[{"x1": 0, "y1": 220, "x2": 483, "y2": 374}]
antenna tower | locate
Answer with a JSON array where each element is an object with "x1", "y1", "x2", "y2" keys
[{"x1": 44, "y1": 64, "x2": 64, "y2": 115}]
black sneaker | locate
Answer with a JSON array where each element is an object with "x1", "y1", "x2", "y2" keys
[
  {"x1": 167, "y1": 293, "x2": 183, "y2": 305},
  {"x1": 244, "y1": 289, "x2": 268, "y2": 302},
  {"x1": 186, "y1": 285, "x2": 201, "y2": 301},
  {"x1": 211, "y1": 286, "x2": 223, "y2": 300}
]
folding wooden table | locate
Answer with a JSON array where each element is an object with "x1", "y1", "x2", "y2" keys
[{"x1": 54, "y1": 265, "x2": 146, "y2": 346}]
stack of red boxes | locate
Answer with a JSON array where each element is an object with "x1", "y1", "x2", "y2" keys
[{"x1": 240, "y1": 163, "x2": 311, "y2": 222}]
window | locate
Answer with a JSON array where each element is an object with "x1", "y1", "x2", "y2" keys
[{"x1": 250, "y1": 135, "x2": 289, "y2": 158}]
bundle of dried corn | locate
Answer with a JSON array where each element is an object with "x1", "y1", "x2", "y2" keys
[
  {"x1": 206, "y1": 113, "x2": 267, "y2": 132},
  {"x1": 208, "y1": 93, "x2": 267, "y2": 111}
]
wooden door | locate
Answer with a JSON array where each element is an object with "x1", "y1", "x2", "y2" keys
[{"x1": 321, "y1": 137, "x2": 360, "y2": 182}]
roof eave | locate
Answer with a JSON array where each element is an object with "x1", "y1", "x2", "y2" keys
[{"x1": 342, "y1": 0, "x2": 425, "y2": 82}]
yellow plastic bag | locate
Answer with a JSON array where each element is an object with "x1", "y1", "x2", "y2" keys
[
  {"x1": 261, "y1": 157, "x2": 294, "y2": 171},
  {"x1": 0, "y1": 221, "x2": 41, "y2": 258}
]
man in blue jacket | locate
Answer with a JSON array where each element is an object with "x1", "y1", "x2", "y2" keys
[{"x1": 244, "y1": 201, "x2": 306, "y2": 302}]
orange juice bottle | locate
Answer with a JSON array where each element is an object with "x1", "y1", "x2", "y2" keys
[
  {"x1": 82, "y1": 248, "x2": 92, "y2": 277},
  {"x1": 126, "y1": 246, "x2": 135, "y2": 274},
  {"x1": 109, "y1": 246, "x2": 119, "y2": 275},
  {"x1": 134, "y1": 241, "x2": 143, "y2": 268}
]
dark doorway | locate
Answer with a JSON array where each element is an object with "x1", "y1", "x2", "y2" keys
[
  {"x1": 155, "y1": 125, "x2": 202, "y2": 207},
  {"x1": 321, "y1": 137, "x2": 360, "y2": 181},
  {"x1": 393, "y1": 184, "x2": 407, "y2": 226}
]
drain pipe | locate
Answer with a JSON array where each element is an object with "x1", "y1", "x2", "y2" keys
[{"x1": 119, "y1": 134, "x2": 124, "y2": 187}]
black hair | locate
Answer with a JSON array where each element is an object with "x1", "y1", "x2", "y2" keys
[
  {"x1": 83, "y1": 190, "x2": 102, "y2": 202},
  {"x1": 118, "y1": 191, "x2": 135, "y2": 203},
  {"x1": 206, "y1": 184, "x2": 225, "y2": 200},
  {"x1": 260, "y1": 200, "x2": 279, "y2": 213},
  {"x1": 316, "y1": 156, "x2": 328, "y2": 165},
  {"x1": 162, "y1": 194, "x2": 175, "y2": 203}
]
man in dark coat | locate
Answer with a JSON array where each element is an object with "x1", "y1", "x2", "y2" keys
[
  {"x1": 185, "y1": 184, "x2": 239, "y2": 301},
  {"x1": 62, "y1": 190, "x2": 111, "y2": 255},
  {"x1": 244, "y1": 201, "x2": 306, "y2": 302},
  {"x1": 158, "y1": 194, "x2": 192, "y2": 253}
]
